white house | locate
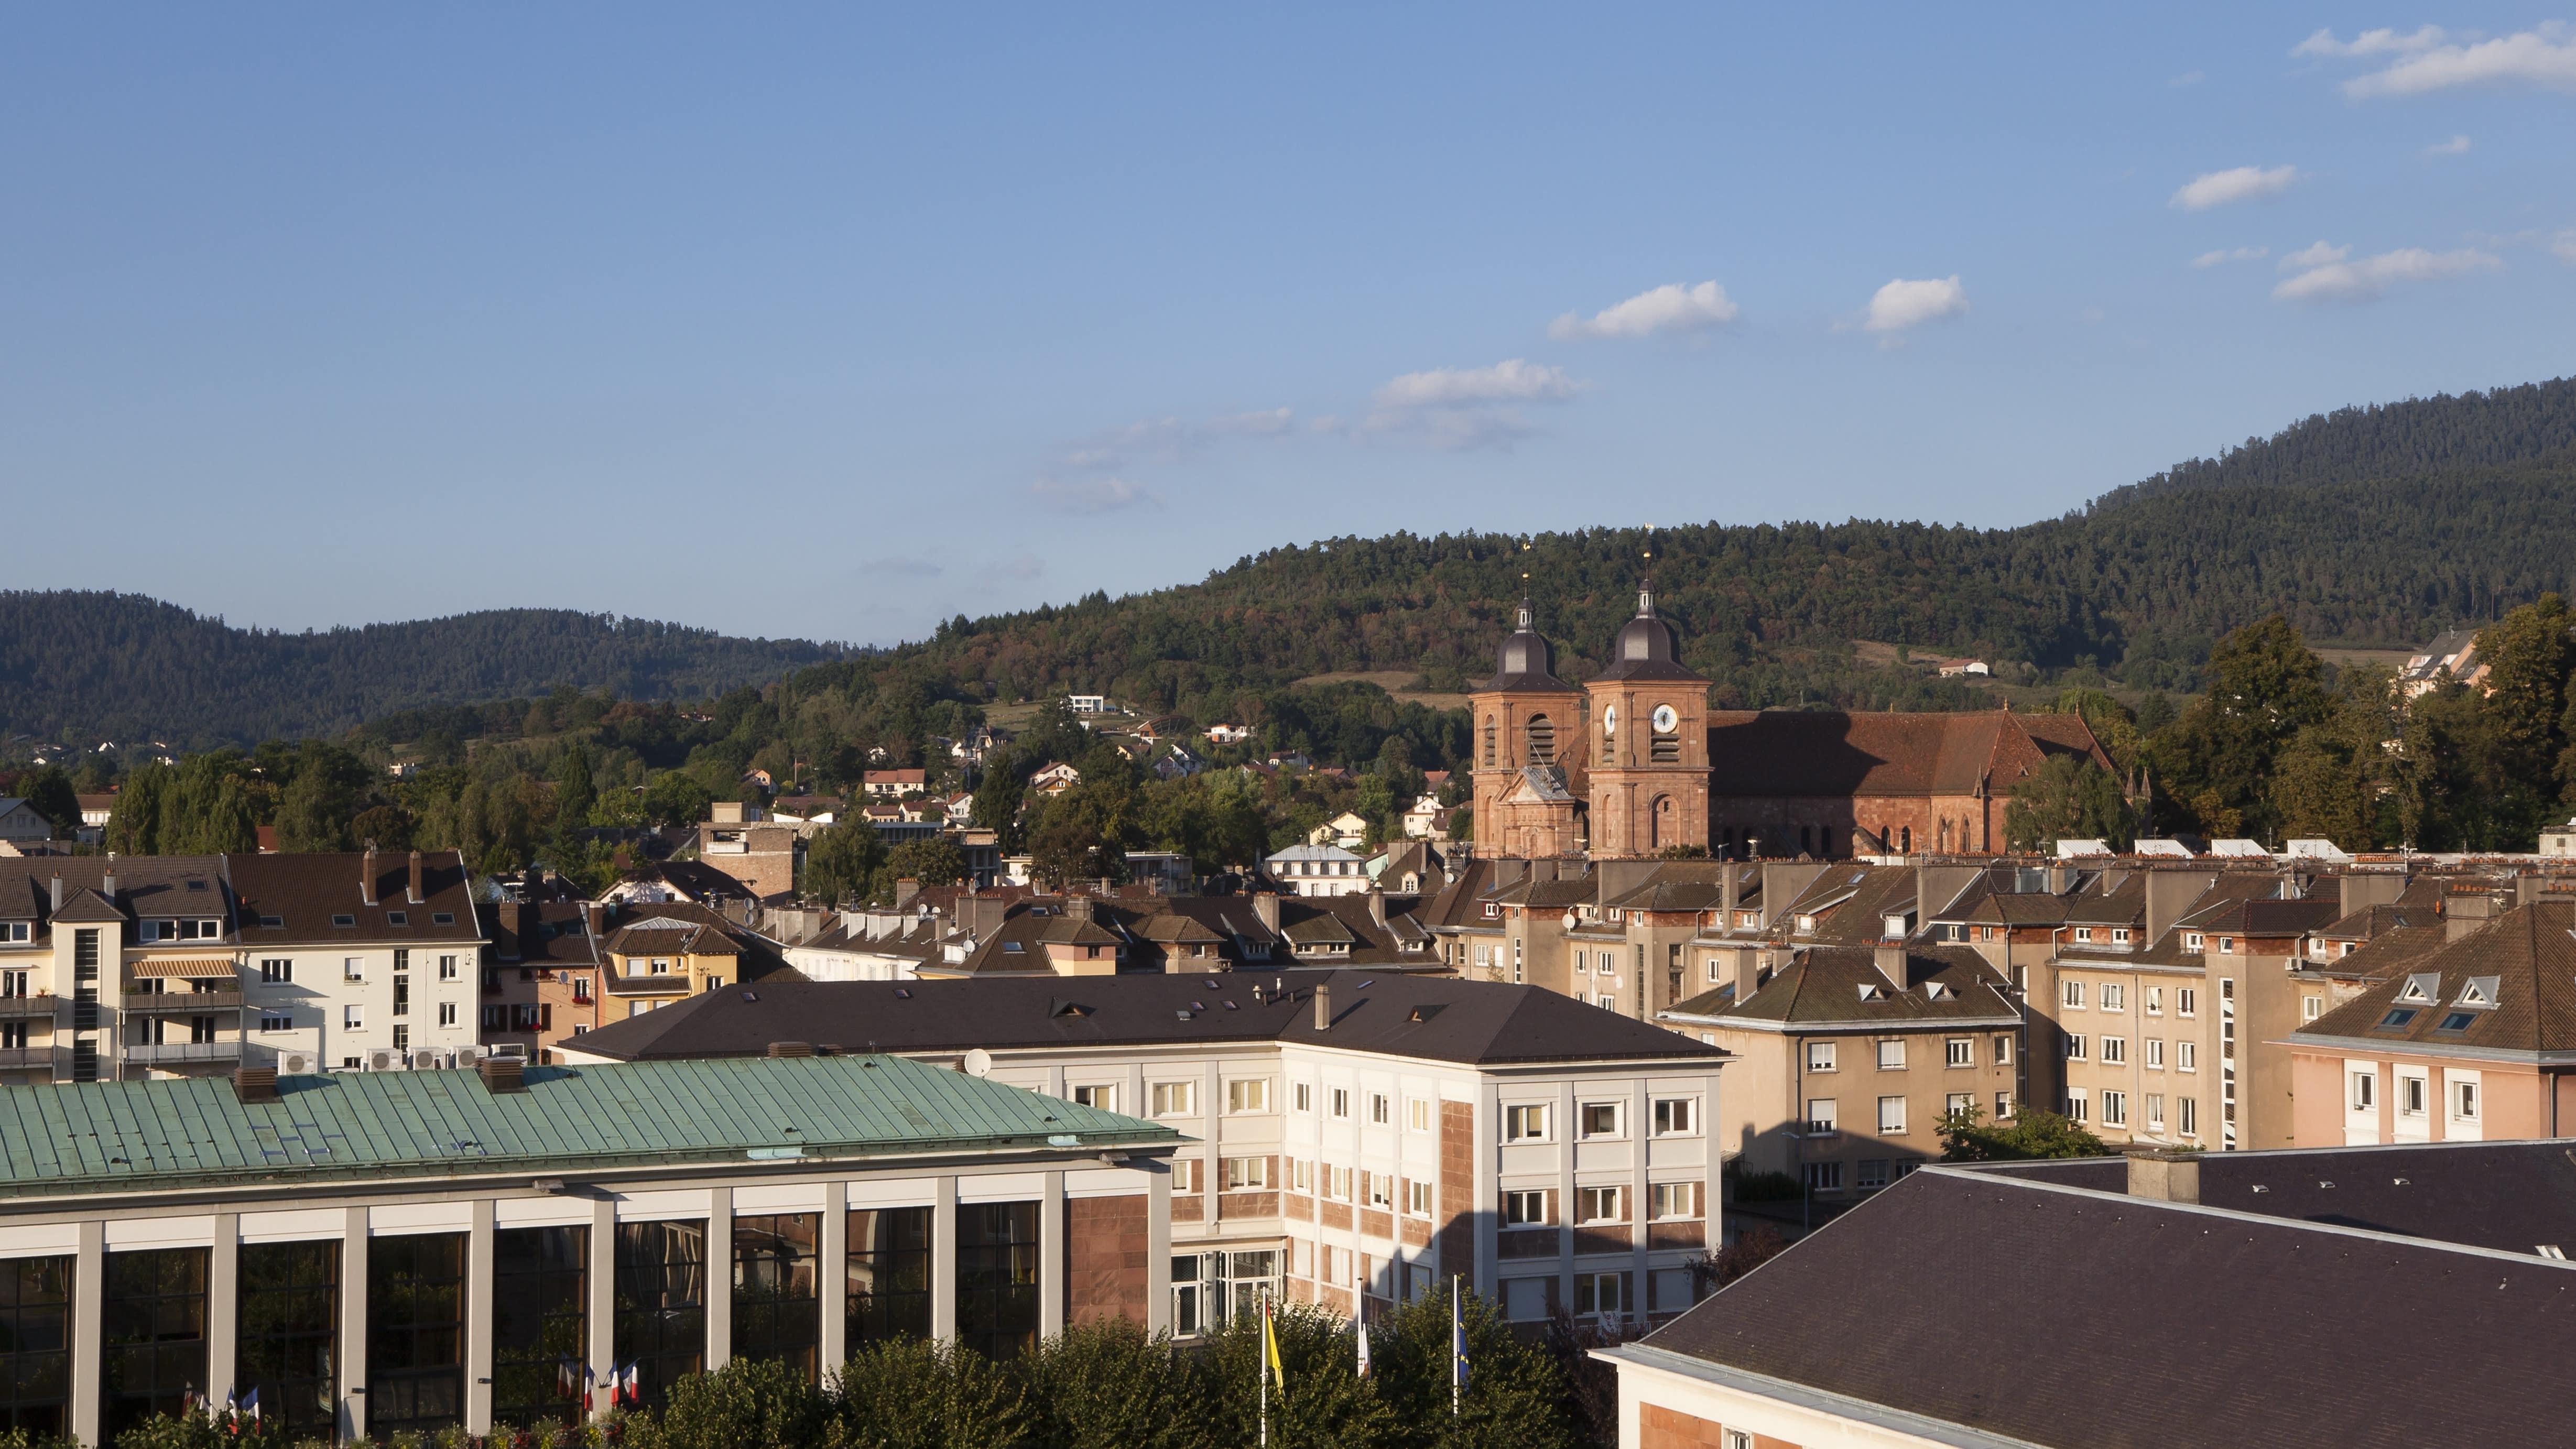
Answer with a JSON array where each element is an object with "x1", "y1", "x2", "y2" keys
[
  {"x1": 1306, "y1": 812, "x2": 1369, "y2": 850},
  {"x1": 0, "y1": 798, "x2": 55, "y2": 843},
  {"x1": 1267, "y1": 844, "x2": 1370, "y2": 897},
  {"x1": 1205, "y1": 723, "x2": 1255, "y2": 745},
  {"x1": 1401, "y1": 793, "x2": 1445, "y2": 840},
  {"x1": 1029, "y1": 761, "x2": 1083, "y2": 797},
  {"x1": 1066, "y1": 694, "x2": 1108, "y2": 715}
]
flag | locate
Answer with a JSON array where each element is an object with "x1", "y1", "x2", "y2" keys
[
  {"x1": 1354, "y1": 1317, "x2": 1373, "y2": 1379},
  {"x1": 1450, "y1": 1283, "x2": 1469, "y2": 1405},
  {"x1": 241, "y1": 1387, "x2": 261, "y2": 1424},
  {"x1": 1262, "y1": 1299, "x2": 1286, "y2": 1389}
]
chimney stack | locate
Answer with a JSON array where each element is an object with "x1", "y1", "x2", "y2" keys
[
  {"x1": 50, "y1": 873, "x2": 63, "y2": 911},
  {"x1": 1254, "y1": 892, "x2": 1281, "y2": 934},
  {"x1": 1367, "y1": 888, "x2": 1386, "y2": 929},
  {"x1": 1067, "y1": 896, "x2": 1095, "y2": 922},
  {"x1": 896, "y1": 877, "x2": 921, "y2": 909},
  {"x1": 1721, "y1": 864, "x2": 1740, "y2": 931},
  {"x1": 2127, "y1": 1149, "x2": 2200, "y2": 1204},
  {"x1": 1874, "y1": 943, "x2": 1908, "y2": 990},
  {"x1": 407, "y1": 850, "x2": 425, "y2": 905},
  {"x1": 361, "y1": 846, "x2": 379, "y2": 908},
  {"x1": 232, "y1": 1066, "x2": 279, "y2": 1105},
  {"x1": 1313, "y1": 982, "x2": 1333, "y2": 1032},
  {"x1": 478, "y1": 1056, "x2": 526, "y2": 1094}
]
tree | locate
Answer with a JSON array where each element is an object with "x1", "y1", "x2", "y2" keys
[
  {"x1": 644, "y1": 770, "x2": 713, "y2": 827},
  {"x1": 556, "y1": 741, "x2": 599, "y2": 827},
  {"x1": 883, "y1": 836, "x2": 968, "y2": 894},
  {"x1": 802, "y1": 822, "x2": 887, "y2": 906},
  {"x1": 16, "y1": 766, "x2": 77, "y2": 841},
  {"x1": 2002, "y1": 755, "x2": 2131, "y2": 851},
  {"x1": 1937, "y1": 1104, "x2": 2111, "y2": 1161},
  {"x1": 2146, "y1": 615, "x2": 2329, "y2": 841}
]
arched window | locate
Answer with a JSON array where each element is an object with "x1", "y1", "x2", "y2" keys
[
  {"x1": 1524, "y1": 714, "x2": 1556, "y2": 766},
  {"x1": 1650, "y1": 795, "x2": 1673, "y2": 851},
  {"x1": 1900, "y1": 825, "x2": 1911, "y2": 853},
  {"x1": 1818, "y1": 825, "x2": 1833, "y2": 857},
  {"x1": 1482, "y1": 717, "x2": 1496, "y2": 767}
]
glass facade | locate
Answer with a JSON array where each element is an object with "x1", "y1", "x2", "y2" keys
[
  {"x1": 0, "y1": 1255, "x2": 71, "y2": 1438},
  {"x1": 238, "y1": 1240, "x2": 340, "y2": 1440},
  {"x1": 846, "y1": 1208, "x2": 932, "y2": 1351},
  {"x1": 101, "y1": 1248, "x2": 208, "y2": 1445},
  {"x1": 492, "y1": 1226, "x2": 588, "y2": 1427},
  {"x1": 730, "y1": 1215, "x2": 818, "y2": 1379},
  {"x1": 614, "y1": 1222, "x2": 705, "y2": 1412},
  {"x1": 367, "y1": 1233, "x2": 466, "y2": 1437},
  {"x1": 954, "y1": 1202, "x2": 1039, "y2": 1361}
]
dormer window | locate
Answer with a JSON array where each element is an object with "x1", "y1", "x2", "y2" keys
[
  {"x1": 1796, "y1": 915, "x2": 1817, "y2": 935},
  {"x1": 2456, "y1": 977, "x2": 2496, "y2": 1008},
  {"x1": 2112, "y1": 929, "x2": 2131, "y2": 943},
  {"x1": 2397, "y1": 974, "x2": 2438, "y2": 1004},
  {"x1": 2186, "y1": 933, "x2": 2205, "y2": 951},
  {"x1": 2073, "y1": 928, "x2": 2093, "y2": 943},
  {"x1": 1857, "y1": 983, "x2": 1884, "y2": 1001},
  {"x1": 331, "y1": 914, "x2": 357, "y2": 929},
  {"x1": 1483, "y1": 903, "x2": 1499, "y2": 919}
]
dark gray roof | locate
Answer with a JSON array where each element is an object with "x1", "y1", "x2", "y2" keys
[
  {"x1": 567, "y1": 970, "x2": 1730, "y2": 1069},
  {"x1": 1636, "y1": 1152, "x2": 2576, "y2": 1448}
]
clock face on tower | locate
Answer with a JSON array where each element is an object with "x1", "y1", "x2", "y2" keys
[
  {"x1": 1601, "y1": 705, "x2": 1617, "y2": 735},
  {"x1": 1651, "y1": 704, "x2": 1679, "y2": 734}
]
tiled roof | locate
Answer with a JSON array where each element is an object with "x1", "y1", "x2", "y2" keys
[
  {"x1": 0, "y1": 1055, "x2": 1177, "y2": 1197},
  {"x1": 1666, "y1": 943, "x2": 2015, "y2": 1027},
  {"x1": 2294, "y1": 902, "x2": 2576, "y2": 1054},
  {"x1": 231, "y1": 850, "x2": 481, "y2": 946},
  {"x1": 1703, "y1": 709, "x2": 2106, "y2": 798}
]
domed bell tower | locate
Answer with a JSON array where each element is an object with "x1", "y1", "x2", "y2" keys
[
  {"x1": 1584, "y1": 576, "x2": 1709, "y2": 857},
  {"x1": 1469, "y1": 598, "x2": 1587, "y2": 858}
]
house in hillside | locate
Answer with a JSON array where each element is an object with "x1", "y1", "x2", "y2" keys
[
  {"x1": 1205, "y1": 723, "x2": 1255, "y2": 745},
  {"x1": 2400, "y1": 627, "x2": 2490, "y2": 699},
  {"x1": 0, "y1": 798, "x2": 55, "y2": 843},
  {"x1": 1066, "y1": 693, "x2": 1108, "y2": 714},
  {"x1": 1401, "y1": 793, "x2": 1444, "y2": 840},
  {"x1": 1154, "y1": 744, "x2": 1205, "y2": 781},
  {"x1": 1307, "y1": 812, "x2": 1369, "y2": 849},
  {"x1": 1934, "y1": 657, "x2": 1990, "y2": 677},
  {"x1": 862, "y1": 768, "x2": 927, "y2": 798},
  {"x1": 1029, "y1": 761, "x2": 1082, "y2": 796},
  {"x1": 1267, "y1": 844, "x2": 1369, "y2": 897},
  {"x1": 76, "y1": 793, "x2": 115, "y2": 844}
]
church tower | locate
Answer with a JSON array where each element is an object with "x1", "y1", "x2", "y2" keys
[
  {"x1": 1468, "y1": 598, "x2": 1587, "y2": 858},
  {"x1": 1583, "y1": 578, "x2": 1710, "y2": 857}
]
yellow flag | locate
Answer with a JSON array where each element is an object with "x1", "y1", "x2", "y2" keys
[{"x1": 1263, "y1": 1300, "x2": 1286, "y2": 1387}]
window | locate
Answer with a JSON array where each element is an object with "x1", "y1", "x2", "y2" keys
[
  {"x1": 238, "y1": 1240, "x2": 341, "y2": 1438},
  {"x1": 343, "y1": 1006, "x2": 363, "y2": 1030},
  {"x1": 2145, "y1": 1038, "x2": 2165, "y2": 1069},
  {"x1": 1946, "y1": 1091, "x2": 1973, "y2": 1116},
  {"x1": 1503, "y1": 1191, "x2": 1547, "y2": 1226},
  {"x1": 1575, "y1": 1271, "x2": 1627, "y2": 1319},
  {"x1": 391, "y1": 972, "x2": 409, "y2": 1018},
  {"x1": 1653, "y1": 1098, "x2": 1696, "y2": 1135},
  {"x1": 1331, "y1": 1088, "x2": 1351, "y2": 1119},
  {"x1": 2378, "y1": 1008, "x2": 2419, "y2": 1030},
  {"x1": 1993, "y1": 1034, "x2": 2013, "y2": 1065},
  {"x1": 437, "y1": 1003, "x2": 457, "y2": 1028},
  {"x1": 2074, "y1": 927, "x2": 2093, "y2": 943},
  {"x1": 1876, "y1": 1039, "x2": 1905, "y2": 1070},
  {"x1": 2178, "y1": 1042, "x2": 2197, "y2": 1072},
  {"x1": 2062, "y1": 981, "x2": 2085, "y2": 1009},
  {"x1": 1407, "y1": 1180, "x2": 1432, "y2": 1216},
  {"x1": 2437, "y1": 1011, "x2": 2476, "y2": 1032},
  {"x1": 1803, "y1": 1098, "x2": 1838, "y2": 1135},
  {"x1": 2100, "y1": 984, "x2": 2124, "y2": 1011},
  {"x1": 2146, "y1": 1094, "x2": 2166, "y2": 1129},
  {"x1": 1575, "y1": 1186, "x2": 1626, "y2": 1224},
  {"x1": 1803, "y1": 1161, "x2": 1843, "y2": 1191},
  {"x1": 2177, "y1": 988, "x2": 2197, "y2": 1017},
  {"x1": 1291, "y1": 1082, "x2": 1312, "y2": 1112},
  {"x1": 1856, "y1": 1159, "x2": 1890, "y2": 1189},
  {"x1": 1369, "y1": 1093, "x2": 1390, "y2": 1125},
  {"x1": 2180, "y1": 1096, "x2": 2198, "y2": 1135},
  {"x1": 0, "y1": 922, "x2": 24, "y2": 944},
  {"x1": 2399, "y1": 1076, "x2": 2427, "y2": 1116},
  {"x1": 2062, "y1": 1032, "x2": 2087, "y2": 1061},
  {"x1": 1149, "y1": 1082, "x2": 1197, "y2": 1118},
  {"x1": 1945, "y1": 1037, "x2": 1972, "y2": 1067},
  {"x1": 103, "y1": 1247, "x2": 208, "y2": 1443},
  {"x1": 2352, "y1": 1072, "x2": 2376, "y2": 1110},
  {"x1": 2101, "y1": 1091, "x2": 2128, "y2": 1128},
  {"x1": 1505, "y1": 1104, "x2": 1550, "y2": 1141},
  {"x1": 1995, "y1": 1091, "x2": 2014, "y2": 1119},
  {"x1": 2303, "y1": 996, "x2": 2324, "y2": 1022},
  {"x1": 2220, "y1": 938, "x2": 2234, "y2": 955},
  {"x1": 1221, "y1": 1157, "x2": 1269, "y2": 1191},
  {"x1": 2454, "y1": 1080, "x2": 2480, "y2": 1119},
  {"x1": 1649, "y1": 1182, "x2": 1699, "y2": 1220},
  {"x1": 2064, "y1": 1088, "x2": 2090, "y2": 1123},
  {"x1": 367, "y1": 1232, "x2": 468, "y2": 1437},
  {"x1": 438, "y1": 955, "x2": 459, "y2": 981},
  {"x1": 343, "y1": 957, "x2": 364, "y2": 983},
  {"x1": 2113, "y1": 929, "x2": 2132, "y2": 944},
  {"x1": 1806, "y1": 1041, "x2": 1836, "y2": 1072},
  {"x1": 1580, "y1": 1102, "x2": 1622, "y2": 1138},
  {"x1": 2186, "y1": 933, "x2": 2204, "y2": 952},
  {"x1": 1072, "y1": 1084, "x2": 1117, "y2": 1113},
  {"x1": 260, "y1": 1014, "x2": 292, "y2": 1032},
  {"x1": 1876, "y1": 1096, "x2": 1906, "y2": 1135},
  {"x1": 2101, "y1": 1037, "x2": 2127, "y2": 1065},
  {"x1": 1366, "y1": 1173, "x2": 1392, "y2": 1208},
  {"x1": 2146, "y1": 987, "x2": 2163, "y2": 1015},
  {"x1": 1225, "y1": 1079, "x2": 1271, "y2": 1114},
  {"x1": 1288, "y1": 1159, "x2": 1313, "y2": 1193},
  {"x1": 260, "y1": 959, "x2": 293, "y2": 984},
  {"x1": 955, "y1": 1202, "x2": 1041, "y2": 1362},
  {"x1": 1170, "y1": 1160, "x2": 1202, "y2": 1195}
]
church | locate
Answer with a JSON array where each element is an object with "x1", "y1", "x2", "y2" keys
[{"x1": 1469, "y1": 587, "x2": 2113, "y2": 860}]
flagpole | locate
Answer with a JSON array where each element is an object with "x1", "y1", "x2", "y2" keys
[
  {"x1": 1259, "y1": 1292, "x2": 1270, "y2": 1448},
  {"x1": 1451, "y1": 1273, "x2": 1462, "y2": 1418}
]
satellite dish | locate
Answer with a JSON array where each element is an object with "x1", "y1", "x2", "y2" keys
[{"x1": 963, "y1": 1048, "x2": 993, "y2": 1077}]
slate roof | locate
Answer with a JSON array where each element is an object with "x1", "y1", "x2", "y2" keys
[
  {"x1": 2292, "y1": 901, "x2": 2576, "y2": 1055},
  {"x1": 0, "y1": 1055, "x2": 1179, "y2": 1199},
  {"x1": 566, "y1": 970, "x2": 1730, "y2": 1070},
  {"x1": 0, "y1": 856, "x2": 231, "y2": 930},
  {"x1": 230, "y1": 850, "x2": 481, "y2": 947},
  {"x1": 1702, "y1": 710, "x2": 2107, "y2": 798},
  {"x1": 1663, "y1": 943, "x2": 2016, "y2": 1028},
  {"x1": 1627, "y1": 1155, "x2": 2573, "y2": 1448}
]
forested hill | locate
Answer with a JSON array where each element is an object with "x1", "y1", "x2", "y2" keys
[
  {"x1": 0, "y1": 593, "x2": 843, "y2": 749},
  {"x1": 2088, "y1": 377, "x2": 2576, "y2": 511}
]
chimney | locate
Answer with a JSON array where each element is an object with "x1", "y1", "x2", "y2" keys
[
  {"x1": 1254, "y1": 892, "x2": 1281, "y2": 934},
  {"x1": 477, "y1": 1056, "x2": 526, "y2": 1094},
  {"x1": 896, "y1": 877, "x2": 921, "y2": 909},
  {"x1": 2145, "y1": 869, "x2": 2218, "y2": 949},
  {"x1": 1721, "y1": 864, "x2": 1741, "y2": 931},
  {"x1": 407, "y1": 850, "x2": 425, "y2": 905},
  {"x1": 2517, "y1": 874, "x2": 2542, "y2": 909},
  {"x1": 1874, "y1": 943, "x2": 1908, "y2": 990},
  {"x1": 2445, "y1": 892, "x2": 2497, "y2": 942},
  {"x1": 232, "y1": 1066, "x2": 279, "y2": 1105},
  {"x1": 2127, "y1": 1149, "x2": 2200, "y2": 1204},
  {"x1": 102, "y1": 858, "x2": 118, "y2": 901},
  {"x1": 1367, "y1": 888, "x2": 1386, "y2": 929},
  {"x1": 1067, "y1": 896, "x2": 1095, "y2": 923},
  {"x1": 1313, "y1": 982, "x2": 1333, "y2": 1032},
  {"x1": 766, "y1": 1041, "x2": 815, "y2": 1058},
  {"x1": 361, "y1": 846, "x2": 379, "y2": 908},
  {"x1": 50, "y1": 873, "x2": 63, "y2": 911}
]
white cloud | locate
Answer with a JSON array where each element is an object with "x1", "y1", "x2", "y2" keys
[
  {"x1": 2272, "y1": 245, "x2": 2501, "y2": 302},
  {"x1": 2424, "y1": 134, "x2": 2473, "y2": 156},
  {"x1": 1027, "y1": 477, "x2": 1160, "y2": 513},
  {"x1": 2192, "y1": 246, "x2": 2269, "y2": 268},
  {"x1": 1549, "y1": 281, "x2": 1741, "y2": 340},
  {"x1": 2317, "y1": 23, "x2": 2576, "y2": 97},
  {"x1": 2170, "y1": 165, "x2": 2299, "y2": 210},
  {"x1": 2553, "y1": 230, "x2": 2576, "y2": 265},
  {"x1": 1364, "y1": 359, "x2": 1581, "y2": 451},
  {"x1": 2280, "y1": 239, "x2": 2352, "y2": 269},
  {"x1": 1207, "y1": 407, "x2": 1294, "y2": 437},
  {"x1": 2293, "y1": 26, "x2": 2448, "y2": 59},
  {"x1": 1861, "y1": 276, "x2": 1968, "y2": 334}
]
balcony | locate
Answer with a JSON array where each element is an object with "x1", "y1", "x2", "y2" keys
[
  {"x1": 125, "y1": 1041, "x2": 244, "y2": 1066},
  {"x1": 0, "y1": 994, "x2": 58, "y2": 1021},
  {"x1": 123, "y1": 990, "x2": 246, "y2": 1014},
  {"x1": 0, "y1": 1047, "x2": 60, "y2": 1073},
  {"x1": 606, "y1": 973, "x2": 693, "y2": 996}
]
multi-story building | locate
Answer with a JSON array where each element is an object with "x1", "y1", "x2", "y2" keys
[
  {"x1": 560, "y1": 969, "x2": 1731, "y2": 1333},
  {"x1": 0, "y1": 851, "x2": 487, "y2": 1083},
  {"x1": 1599, "y1": 1141, "x2": 2571, "y2": 1448},
  {"x1": 0, "y1": 1053, "x2": 1179, "y2": 1445},
  {"x1": 597, "y1": 900, "x2": 790, "y2": 1022},
  {"x1": 479, "y1": 898, "x2": 606, "y2": 1061}
]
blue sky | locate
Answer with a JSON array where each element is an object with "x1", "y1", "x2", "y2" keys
[{"x1": 5, "y1": 7, "x2": 2573, "y2": 645}]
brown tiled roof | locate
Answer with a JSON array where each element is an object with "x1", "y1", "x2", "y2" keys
[
  {"x1": 1703, "y1": 709, "x2": 2107, "y2": 798},
  {"x1": 1666, "y1": 943, "x2": 2016, "y2": 1027},
  {"x1": 230, "y1": 851, "x2": 481, "y2": 946},
  {"x1": 605, "y1": 925, "x2": 738, "y2": 958},
  {"x1": 2294, "y1": 901, "x2": 2576, "y2": 1054}
]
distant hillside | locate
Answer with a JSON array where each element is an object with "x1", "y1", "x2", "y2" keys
[{"x1": 0, "y1": 594, "x2": 845, "y2": 749}]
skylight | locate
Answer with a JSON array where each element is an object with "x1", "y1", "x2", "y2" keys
[
  {"x1": 2436, "y1": 1011, "x2": 2477, "y2": 1032},
  {"x1": 2377, "y1": 1008, "x2": 2418, "y2": 1030}
]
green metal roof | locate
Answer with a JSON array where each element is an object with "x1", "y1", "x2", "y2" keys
[{"x1": 0, "y1": 1057, "x2": 1181, "y2": 1200}]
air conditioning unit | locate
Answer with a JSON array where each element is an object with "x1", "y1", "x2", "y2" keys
[
  {"x1": 490, "y1": 1042, "x2": 529, "y2": 1063},
  {"x1": 452, "y1": 1045, "x2": 485, "y2": 1067},
  {"x1": 410, "y1": 1050, "x2": 450, "y2": 1070},
  {"x1": 365, "y1": 1049, "x2": 400, "y2": 1072},
  {"x1": 278, "y1": 1051, "x2": 316, "y2": 1076}
]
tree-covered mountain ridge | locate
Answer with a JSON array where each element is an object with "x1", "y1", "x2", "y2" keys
[{"x1": 9, "y1": 376, "x2": 2576, "y2": 748}]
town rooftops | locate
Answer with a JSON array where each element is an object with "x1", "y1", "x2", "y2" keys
[
  {"x1": 230, "y1": 849, "x2": 481, "y2": 946},
  {"x1": 1701, "y1": 709, "x2": 2108, "y2": 798},
  {"x1": 0, "y1": 1055, "x2": 1179, "y2": 1201},
  {"x1": 2292, "y1": 900, "x2": 2576, "y2": 1055},
  {"x1": 1618, "y1": 1143, "x2": 2574, "y2": 1448},
  {"x1": 562, "y1": 970, "x2": 1730, "y2": 1070},
  {"x1": 1662, "y1": 943, "x2": 2016, "y2": 1029}
]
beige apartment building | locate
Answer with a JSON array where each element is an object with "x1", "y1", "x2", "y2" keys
[{"x1": 561, "y1": 969, "x2": 1730, "y2": 1331}]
